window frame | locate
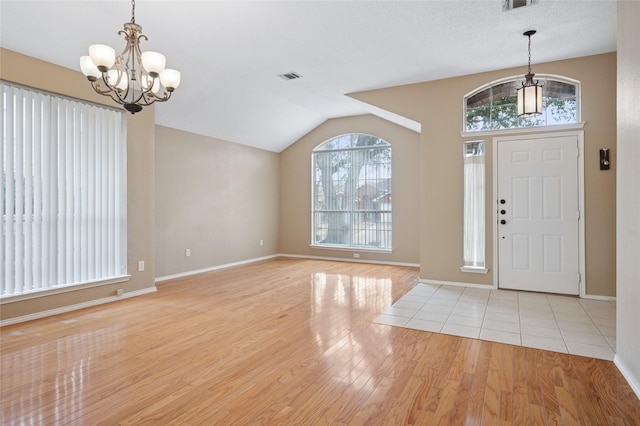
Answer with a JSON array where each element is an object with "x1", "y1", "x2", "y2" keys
[
  {"x1": 461, "y1": 140, "x2": 488, "y2": 274},
  {"x1": 462, "y1": 74, "x2": 582, "y2": 134},
  {"x1": 310, "y1": 133, "x2": 392, "y2": 252}
]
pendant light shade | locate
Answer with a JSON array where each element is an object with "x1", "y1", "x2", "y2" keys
[
  {"x1": 517, "y1": 74, "x2": 543, "y2": 117},
  {"x1": 517, "y1": 30, "x2": 543, "y2": 117}
]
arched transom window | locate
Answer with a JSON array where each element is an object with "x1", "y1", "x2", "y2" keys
[
  {"x1": 464, "y1": 76, "x2": 580, "y2": 132},
  {"x1": 312, "y1": 134, "x2": 392, "y2": 250}
]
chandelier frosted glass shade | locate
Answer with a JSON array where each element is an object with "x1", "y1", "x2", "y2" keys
[
  {"x1": 88, "y1": 44, "x2": 116, "y2": 71},
  {"x1": 141, "y1": 51, "x2": 166, "y2": 77},
  {"x1": 80, "y1": 1, "x2": 180, "y2": 114}
]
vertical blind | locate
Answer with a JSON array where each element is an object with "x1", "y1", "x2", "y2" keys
[{"x1": 1, "y1": 82, "x2": 127, "y2": 298}]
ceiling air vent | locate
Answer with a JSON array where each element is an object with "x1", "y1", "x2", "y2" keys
[
  {"x1": 503, "y1": 0, "x2": 537, "y2": 11},
  {"x1": 279, "y1": 72, "x2": 302, "y2": 81}
]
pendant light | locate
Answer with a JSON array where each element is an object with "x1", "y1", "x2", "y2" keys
[{"x1": 517, "y1": 30, "x2": 543, "y2": 117}]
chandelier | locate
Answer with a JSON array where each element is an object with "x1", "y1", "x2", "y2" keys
[
  {"x1": 80, "y1": 0, "x2": 180, "y2": 114},
  {"x1": 516, "y1": 30, "x2": 543, "y2": 117}
]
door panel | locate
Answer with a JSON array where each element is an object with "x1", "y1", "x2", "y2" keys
[{"x1": 497, "y1": 135, "x2": 579, "y2": 295}]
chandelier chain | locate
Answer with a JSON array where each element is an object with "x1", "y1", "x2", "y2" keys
[{"x1": 130, "y1": 0, "x2": 136, "y2": 24}]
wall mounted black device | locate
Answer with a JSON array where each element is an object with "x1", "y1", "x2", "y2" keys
[{"x1": 600, "y1": 148, "x2": 610, "y2": 170}]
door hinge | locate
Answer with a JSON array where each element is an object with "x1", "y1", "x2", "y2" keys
[
  {"x1": 577, "y1": 210, "x2": 581, "y2": 220},
  {"x1": 578, "y1": 273, "x2": 581, "y2": 284}
]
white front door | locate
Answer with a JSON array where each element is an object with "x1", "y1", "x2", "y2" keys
[{"x1": 497, "y1": 134, "x2": 580, "y2": 295}]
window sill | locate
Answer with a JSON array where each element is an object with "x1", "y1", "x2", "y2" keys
[
  {"x1": 0, "y1": 275, "x2": 131, "y2": 304},
  {"x1": 460, "y1": 266, "x2": 488, "y2": 274},
  {"x1": 309, "y1": 244, "x2": 392, "y2": 254},
  {"x1": 461, "y1": 122, "x2": 585, "y2": 138}
]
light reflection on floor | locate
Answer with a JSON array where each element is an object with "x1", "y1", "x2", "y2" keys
[{"x1": 311, "y1": 271, "x2": 396, "y2": 398}]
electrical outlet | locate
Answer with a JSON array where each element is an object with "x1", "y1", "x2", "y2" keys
[
  {"x1": 353, "y1": 253, "x2": 360, "y2": 259},
  {"x1": 185, "y1": 248, "x2": 191, "y2": 257},
  {"x1": 260, "y1": 239, "x2": 264, "y2": 246},
  {"x1": 138, "y1": 260, "x2": 145, "y2": 272},
  {"x1": 115, "y1": 288, "x2": 124, "y2": 296}
]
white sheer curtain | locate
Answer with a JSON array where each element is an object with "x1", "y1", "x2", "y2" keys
[
  {"x1": 463, "y1": 142, "x2": 485, "y2": 268},
  {"x1": 1, "y1": 82, "x2": 127, "y2": 298}
]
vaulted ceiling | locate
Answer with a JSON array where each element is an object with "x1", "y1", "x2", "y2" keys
[{"x1": 0, "y1": 1, "x2": 617, "y2": 152}]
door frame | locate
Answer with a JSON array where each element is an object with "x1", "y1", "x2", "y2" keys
[{"x1": 492, "y1": 130, "x2": 586, "y2": 296}]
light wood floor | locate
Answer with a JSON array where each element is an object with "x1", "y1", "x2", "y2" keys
[{"x1": 2, "y1": 258, "x2": 639, "y2": 425}]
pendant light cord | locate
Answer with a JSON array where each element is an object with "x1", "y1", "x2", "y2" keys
[{"x1": 527, "y1": 34, "x2": 532, "y2": 75}]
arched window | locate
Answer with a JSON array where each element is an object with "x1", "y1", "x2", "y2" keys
[
  {"x1": 312, "y1": 134, "x2": 392, "y2": 250},
  {"x1": 464, "y1": 76, "x2": 580, "y2": 132}
]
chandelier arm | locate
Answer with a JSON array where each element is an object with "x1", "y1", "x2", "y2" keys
[
  {"x1": 89, "y1": 71, "x2": 138, "y2": 106},
  {"x1": 90, "y1": 80, "x2": 117, "y2": 96},
  {"x1": 121, "y1": 77, "x2": 171, "y2": 107},
  {"x1": 91, "y1": 73, "x2": 133, "y2": 102},
  {"x1": 141, "y1": 89, "x2": 172, "y2": 104},
  {"x1": 91, "y1": 80, "x2": 129, "y2": 105},
  {"x1": 131, "y1": 90, "x2": 160, "y2": 106},
  {"x1": 132, "y1": 34, "x2": 147, "y2": 92},
  {"x1": 94, "y1": 84, "x2": 171, "y2": 108}
]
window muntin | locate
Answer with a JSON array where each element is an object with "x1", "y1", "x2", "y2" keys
[
  {"x1": 1, "y1": 81, "x2": 127, "y2": 298},
  {"x1": 465, "y1": 76, "x2": 579, "y2": 132},
  {"x1": 312, "y1": 134, "x2": 391, "y2": 250}
]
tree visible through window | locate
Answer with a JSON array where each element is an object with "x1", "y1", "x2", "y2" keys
[
  {"x1": 465, "y1": 76, "x2": 579, "y2": 132},
  {"x1": 312, "y1": 134, "x2": 391, "y2": 250}
]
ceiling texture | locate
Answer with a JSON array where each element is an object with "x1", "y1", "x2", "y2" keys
[{"x1": 0, "y1": 0, "x2": 617, "y2": 152}]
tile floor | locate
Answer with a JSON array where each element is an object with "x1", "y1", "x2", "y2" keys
[{"x1": 375, "y1": 283, "x2": 616, "y2": 361}]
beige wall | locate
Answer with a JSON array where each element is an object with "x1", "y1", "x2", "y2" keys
[
  {"x1": 279, "y1": 114, "x2": 420, "y2": 264},
  {"x1": 154, "y1": 126, "x2": 279, "y2": 278},
  {"x1": 350, "y1": 53, "x2": 617, "y2": 296},
  {"x1": 0, "y1": 48, "x2": 619, "y2": 325},
  {"x1": 1, "y1": 49, "x2": 156, "y2": 321},
  {"x1": 616, "y1": 0, "x2": 640, "y2": 396}
]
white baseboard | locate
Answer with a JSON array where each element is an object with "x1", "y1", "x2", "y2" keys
[
  {"x1": 418, "y1": 279, "x2": 617, "y2": 299},
  {"x1": 418, "y1": 278, "x2": 495, "y2": 289},
  {"x1": 279, "y1": 253, "x2": 419, "y2": 268},
  {"x1": 156, "y1": 254, "x2": 419, "y2": 284},
  {"x1": 580, "y1": 293, "x2": 617, "y2": 302},
  {"x1": 0, "y1": 287, "x2": 157, "y2": 327},
  {"x1": 614, "y1": 355, "x2": 640, "y2": 400},
  {"x1": 155, "y1": 254, "x2": 280, "y2": 283}
]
